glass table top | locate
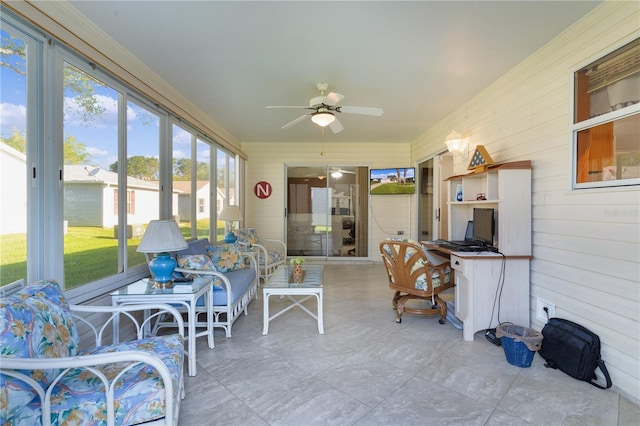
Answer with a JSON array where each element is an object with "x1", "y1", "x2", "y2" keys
[
  {"x1": 264, "y1": 265, "x2": 323, "y2": 288},
  {"x1": 111, "y1": 276, "x2": 214, "y2": 296}
]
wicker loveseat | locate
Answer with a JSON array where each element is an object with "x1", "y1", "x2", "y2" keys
[
  {"x1": 167, "y1": 238, "x2": 259, "y2": 337},
  {"x1": 0, "y1": 280, "x2": 185, "y2": 425}
]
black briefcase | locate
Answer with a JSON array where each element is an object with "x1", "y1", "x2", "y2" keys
[{"x1": 539, "y1": 318, "x2": 612, "y2": 389}]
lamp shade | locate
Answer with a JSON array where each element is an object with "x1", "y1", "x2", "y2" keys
[
  {"x1": 219, "y1": 205, "x2": 242, "y2": 243},
  {"x1": 311, "y1": 112, "x2": 335, "y2": 127},
  {"x1": 136, "y1": 219, "x2": 188, "y2": 253},
  {"x1": 137, "y1": 219, "x2": 188, "y2": 284},
  {"x1": 218, "y1": 205, "x2": 242, "y2": 222}
]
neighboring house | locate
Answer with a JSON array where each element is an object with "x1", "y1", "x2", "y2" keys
[
  {"x1": 1, "y1": 154, "x2": 179, "y2": 235},
  {"x1": 173, "y1": 181, "x2": 235, "y2": 223},
  {"x1": 173, "y1": 181, "x2": 209, "y2": 222},
  {"x1": 0, "y1": 143, "x2": 27, "y2": 235},
  {"x1": 63, "y1": 165, "x2": 179, "y2": 228}
]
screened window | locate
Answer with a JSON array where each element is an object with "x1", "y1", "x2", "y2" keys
[
  {"x1": 0, "y1": 27, "x2": 30, "y2": 284},
  {"x1": 573, "y1": 38, "x2": 640, "y2": 188},
  {"x1": 124, "y1": 99, "x2": 161, "y2": 268},
  {"x1": 196, "y1": 137, "x2": 211, "y2": 238},
  {"x1": 0, "y1": 8, "x2": 244, "y2": 300},
  {"x1": 215, "y1": 148, "x2": 238, "y2": 242}
]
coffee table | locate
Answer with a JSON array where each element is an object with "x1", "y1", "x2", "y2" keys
[
  {"x1": 111, "y1": 276, "x2": 215, "y2": 376},
  {"x1": 262, "y1": 265, "x2": 324, "y2": 335}
]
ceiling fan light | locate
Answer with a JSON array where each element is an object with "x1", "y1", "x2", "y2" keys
[
  {"x1": 331, "y1": 171, "x2": 343, "y2": 178},
  {"x1": 311, "y1": 112, "x2": 335, "y2": 127}
]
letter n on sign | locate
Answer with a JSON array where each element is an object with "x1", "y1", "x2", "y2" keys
[{"x1": 254, "y1": 181, "x2": 272, "y2": 199}]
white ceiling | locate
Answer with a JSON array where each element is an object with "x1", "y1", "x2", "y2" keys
[{"x1": 68, "y1": 0, "x2": 601, "y2": 145}]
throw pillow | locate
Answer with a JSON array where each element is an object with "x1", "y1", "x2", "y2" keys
[
  {"x1": 207, "y1": 244, "x2": 245, "y2": 272},
  {"x1": 176, "y1": 254, "x2": 215, "y2": 270}
]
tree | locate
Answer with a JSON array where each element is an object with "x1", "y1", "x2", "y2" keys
[
  {"x1": 1, "y1": 127, "x2": 26, "y2": 153},
  {"x1": 110, "y1": 156, "x2": 160, "y2": 180},
  {"x1": 63, "y1": 64, "x2": 106, "y2": 124},
  {"x1": 173, "y1": 158, "x2": 210, "y2": 181},
  {"x1": 0, "y1": 35, "x2": 25, "y2": 75},
  {"x1": 63, "y1": 136, "x2": 91, "y2": 165},
  {"x1": 196, "y1": 161, "x2": 210, "y2": 181},
  {"x1": 1, "y1": 129, "x2": 91, "y2": 165},
  {"x1": 2, "y1": 34, "x2": 105, "y2": 123},
  {"x1": 173, "y1": 158, "x2": 192, "y2": 181}
]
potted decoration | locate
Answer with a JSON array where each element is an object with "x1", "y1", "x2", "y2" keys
[{"x1": 290, "y1": 257, "x2": 305, "y2": 283}]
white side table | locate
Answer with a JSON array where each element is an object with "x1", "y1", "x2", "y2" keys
[{"x1": 111, "y1": 276, "x2": 214, "y2": 376}]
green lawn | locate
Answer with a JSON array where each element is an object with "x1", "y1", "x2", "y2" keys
[
  {"x1": 370, "y1": 183, "x2": 416, "y2": 195},
  {"x1": 1, "y1": 220, "x2": 224, "y2": 289}
]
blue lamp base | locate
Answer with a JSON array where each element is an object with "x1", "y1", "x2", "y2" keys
[
  {"x1": 149, "y1": 252, "x2": 177, "y2": 284},
  {"x1": 224, "y1": 231, "x2": 237, "y2": 243}
]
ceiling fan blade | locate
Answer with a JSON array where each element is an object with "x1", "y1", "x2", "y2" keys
[
  {"x1": 339, "y1": 106, "x2": 384, "y2": 116},
  {"x1": 324, "y1": 92, "x2": 344, "y2": 106},
  {"x1": 336, "y1": 169, "x2": 356, "y2": 174},
  {"x1": 281, "y1": 113, "x2": 311, "y2": 129},
  {"x1": 266, "y1": 105, "x2": 309, "y2": 109},
  {"x1": 329, "y1": 117, "x2": 344, "y2": 134}
]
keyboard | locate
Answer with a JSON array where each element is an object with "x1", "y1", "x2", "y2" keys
[
  {"x1": 448, "y1": 240, "x2": 477, "y2": 246},
  {"x1": 436, "y1": 242, "x2": 484, "y2": 252}
]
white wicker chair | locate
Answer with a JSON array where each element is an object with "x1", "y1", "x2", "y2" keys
[{"x1": 235, "y1": 228, "x2": 287, "y2": 281}]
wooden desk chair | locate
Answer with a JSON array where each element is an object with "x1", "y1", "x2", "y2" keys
[{"x1": 379, "y1": 239, "x2": 454, "y2": 324}]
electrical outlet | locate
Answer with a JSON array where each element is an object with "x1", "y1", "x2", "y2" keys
[
  {"x1": 536, "y1": 298, "x2": 556, "y2": 322},
  {"x1": 397, "y1": 231, "x2": 404, "y2": 235}
]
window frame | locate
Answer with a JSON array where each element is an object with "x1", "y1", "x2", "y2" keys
[
  {"x1": 571, "y1": 37, "x2": 640, "y2": 190},
  {"x1": 0, "y1": 8, "x2": 245, "y2": 303}
]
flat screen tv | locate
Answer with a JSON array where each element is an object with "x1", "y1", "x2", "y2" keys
[
  {"x1": 370, "y1": 167, "x2": 415, "y2": 195},
  {"x1": 473, "y1": 208, "x2": 495, "y2": 247}
]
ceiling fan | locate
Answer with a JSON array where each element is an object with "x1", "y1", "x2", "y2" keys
[
  {"x1": 329, "y1": 167, "x2": 355, "y2": 178},
  {"x1": 266, "y1": 82, "x2": 383, "y2": 133}
]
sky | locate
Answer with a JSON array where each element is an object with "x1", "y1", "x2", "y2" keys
[
  {"x1": 1, "y1": 28, "x2": 213, "y2": 172},
  {"x1": 370, "y1": 167, "x2": 415, "y2": 181}
]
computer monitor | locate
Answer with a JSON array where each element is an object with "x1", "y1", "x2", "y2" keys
[{"x1": 472, "y1": 208, "x2": 495, "y2": 247}]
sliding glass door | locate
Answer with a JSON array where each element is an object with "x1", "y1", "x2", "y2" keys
[
  {"x1": 417, "y1": 154, "x2": 451, "y2": 241},
  {"x1": 286, "y1": 166, "x2": 368, "y2": 258}
]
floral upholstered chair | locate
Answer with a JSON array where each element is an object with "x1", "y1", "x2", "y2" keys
[
  {"x1": 235, "y1": 228, "x2": 286, "y2": 281},
  {"x1": 379, "y1": 239, "x2": 454, "y2": 324},
  {"x1": 0, "y1": 280, "x2": 185, "y2": 425}
]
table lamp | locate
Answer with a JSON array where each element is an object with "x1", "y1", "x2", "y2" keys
[
  {"x1": 218, "y1": 205, "x2": 242, "y2": 243},
  {"x1": 136, "y1": 219, "x2": 188, "y2": 285}
]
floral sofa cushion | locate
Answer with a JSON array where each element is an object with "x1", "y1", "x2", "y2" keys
[
  {"x1": 235, "y1": 228, "x2": 258, "y2": 246},
  {"x1": 236, "y1": 228, "x2": 285, "y2": 266},
  {"x1": 0, "y1": 280, "x2": 80, "y2": 420},
  {"x1": 381, "y1": 239, "x2": 451, "y2": 290},
  {"x1": 177, "y1": 254, "x2": 215, "y2": 271},
  {"x1": 207, "y1": 243, "x2": 245, "y2": 273},
  {"x1": 8, "y1": 334, "x2": 184, "y2": 426},
  {"x1": 267, "y1": 251, "x2": 284, "y2": 265}
]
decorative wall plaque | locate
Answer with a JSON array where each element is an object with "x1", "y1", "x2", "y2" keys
[{"x1": 467, "y1": 145, "x2": 495, "y2": 173}]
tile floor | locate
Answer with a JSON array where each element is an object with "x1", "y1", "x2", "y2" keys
[{"x1": 179, "y1": 263, "x2": 639, "y2": 425}]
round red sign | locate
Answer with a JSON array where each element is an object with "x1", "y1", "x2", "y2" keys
[{"x1": 254, "y1": 181, "x2": 272, "y2": 199}]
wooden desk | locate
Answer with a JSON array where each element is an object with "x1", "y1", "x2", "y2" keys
[{"x1": 422, "y1": 242, "x2": 531, "y2": 341}]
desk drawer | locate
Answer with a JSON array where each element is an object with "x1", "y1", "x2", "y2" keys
[{"x1": 450, "y1": 255, "x2": 466, "y2": 275}]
